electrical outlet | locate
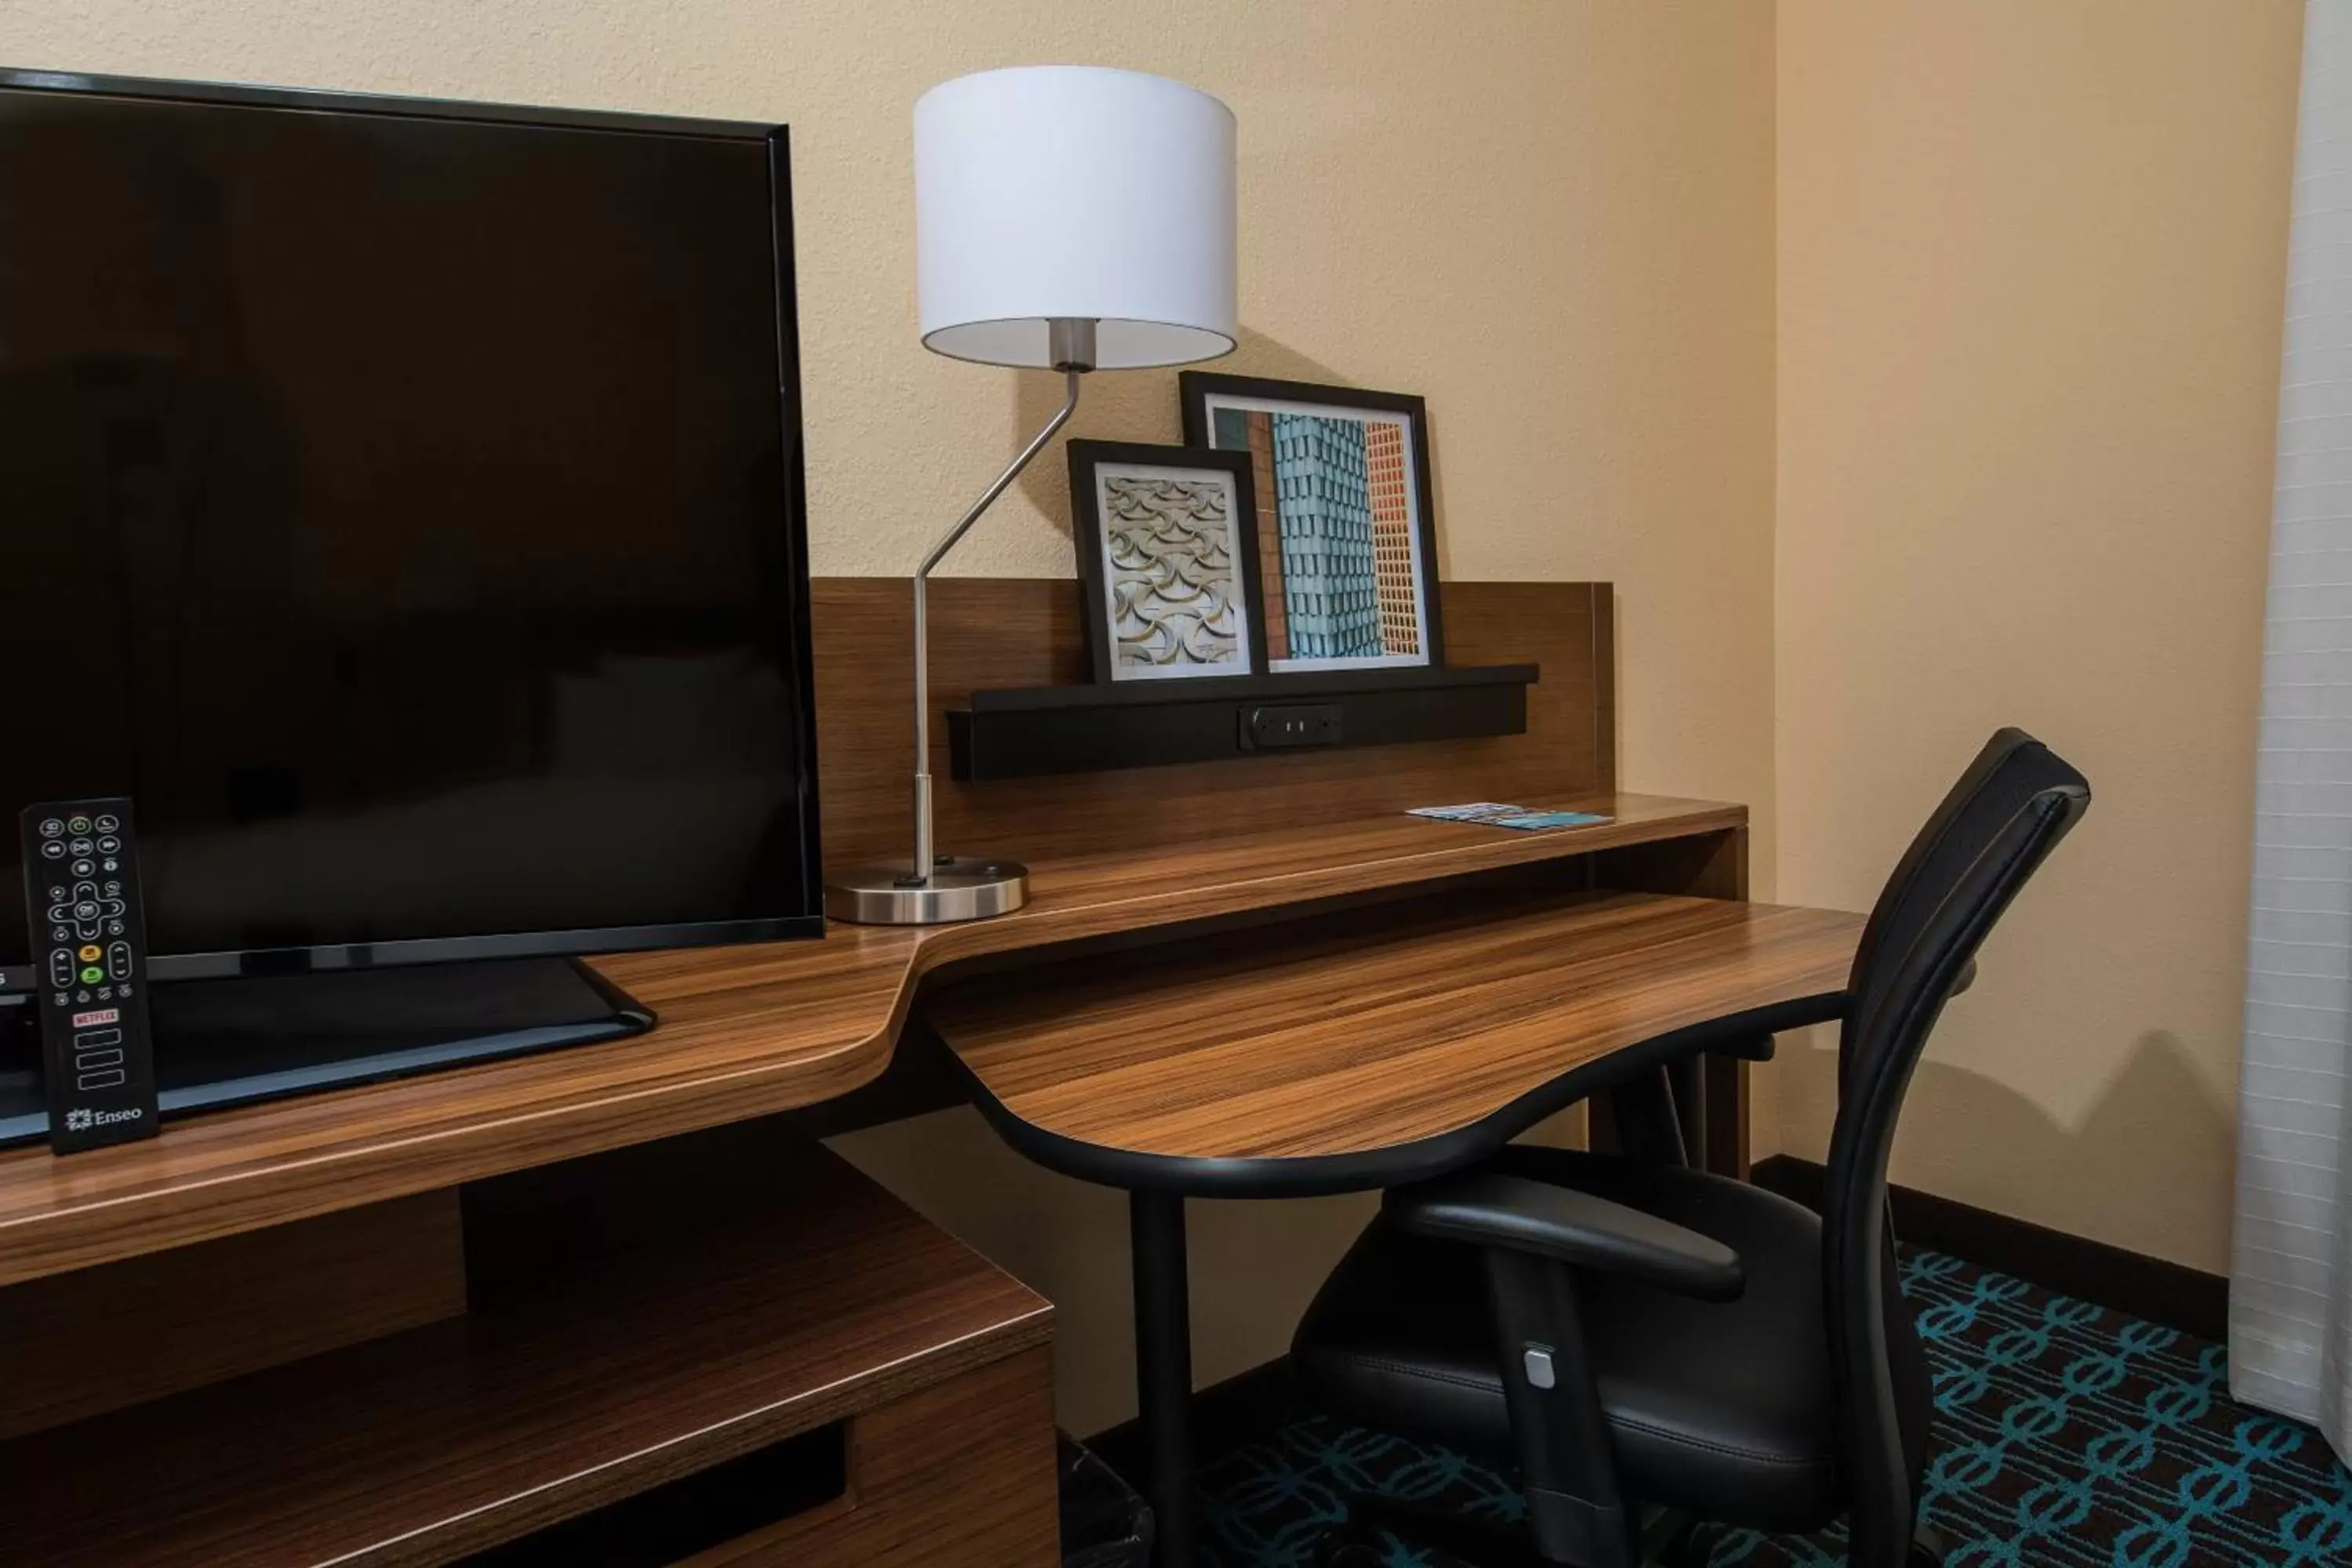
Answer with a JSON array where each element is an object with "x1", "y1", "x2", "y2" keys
[{"x1": 1243, "y1": 703, "x2": 1344, "y2": 750}]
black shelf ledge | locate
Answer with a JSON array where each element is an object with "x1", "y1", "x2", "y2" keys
[{"x1": 947, "y1": 662, "x2": 1539, "y2": 781}]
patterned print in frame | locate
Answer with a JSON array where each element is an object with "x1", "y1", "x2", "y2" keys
[
  {"x1": 1181, "y1": 372, "x2": 1443, "y2": 673},
  {"x1": 1065, "y1": 440, "x2": 1269, "y2": 684}
]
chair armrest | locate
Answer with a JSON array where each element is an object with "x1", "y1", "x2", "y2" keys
[
  {"x1": 1714, "y1": 1035, "x2": 1778, "y2": 1062},
  {"x1": 1385, "y1": 1171, "x2": 1744, "y2": 1301}
]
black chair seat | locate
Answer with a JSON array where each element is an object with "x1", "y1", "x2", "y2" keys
[{"x1": 1293, "y1": 1145, "x2": 1929, "y2": 1533}]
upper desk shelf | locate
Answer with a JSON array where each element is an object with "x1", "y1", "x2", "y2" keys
[{"x1": 949, "y1": 662, "x2": 1541, "y2": 780}]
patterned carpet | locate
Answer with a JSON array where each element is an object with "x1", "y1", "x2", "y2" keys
[{"x1": 1196, "y1": 1251, "x2": 2352, "y2": 1567}]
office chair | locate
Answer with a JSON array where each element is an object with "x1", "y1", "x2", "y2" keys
[{"x1": 1290, "y1": 730, "x2": 2090, "y2": 1568}]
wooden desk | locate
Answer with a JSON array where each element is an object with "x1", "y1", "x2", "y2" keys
[
  {"x1": 0, "y1": 579, "x2": 1786, "y2": 1566},
  {"x1": 925, "y1": 884, "x2": 1864, "y2": 1568},
  {"x1": 0, "y1": 793, "x2": 1739, "y2": 1288},
  {"x1": 0, "y1": 797, "x2": 1766, "y2": 1566}
]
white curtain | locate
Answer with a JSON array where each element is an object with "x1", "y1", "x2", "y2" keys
[{"x1": 2234, "y1": 0, "x2": 2352, "y2": 1454}]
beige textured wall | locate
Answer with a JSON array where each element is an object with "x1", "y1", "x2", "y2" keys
[
  {"x1": 1774, "y1": 2, "x2": 2303, "y2": 1273},
  {"x1": 0, "y1": 4, "x2": 1777, "y2": 1429}
]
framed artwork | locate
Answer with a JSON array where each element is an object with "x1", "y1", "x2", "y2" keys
[
  {"x1": 1179, "y1": 372, "x2": 1443, "y2": 673},
  {"x1": 1066, "y1": 440, "x2": 1268, "y2": 684}
]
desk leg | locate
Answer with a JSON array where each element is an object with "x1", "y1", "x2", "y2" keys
[
  {"x1": 1704, "y1": 1052, "x2": 1754, "y2": 1178},
  {"x1": 1131, "y1": 1190, "x2": 1196, "y2": 1568},
  {"x1": 1668, "y1": 1055, "x2": 1707, "y2": 1171},
  {"x1": 1599, "y1": 1070, "x2": 1689, "y2": 1165}
]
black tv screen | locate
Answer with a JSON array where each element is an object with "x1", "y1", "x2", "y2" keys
[{"x1": 0, "y1": 72, "x2": 821, "y2": 989}]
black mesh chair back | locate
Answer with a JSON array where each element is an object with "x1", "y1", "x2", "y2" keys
[{"x1": 1825, "y1": 729, "x2": 2089, "y2": 1564}]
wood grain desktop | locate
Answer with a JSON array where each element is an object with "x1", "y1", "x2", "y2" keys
[
  {"x1": 0, "y1": 793, "x2": 1740, "y2": 1285},
  {"x1": 931, "y1": 890, "x2": 1863, "y2": 1172}
]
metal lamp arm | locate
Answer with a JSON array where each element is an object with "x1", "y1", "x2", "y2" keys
[{"x1": 906, "y1": 365, "x2": 1085, "y2": 884}]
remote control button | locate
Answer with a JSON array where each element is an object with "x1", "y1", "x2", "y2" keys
[
  {"x1": 105, "y1": 920, "x2": 125, "y2": 937},
  {"x1": 69, "y1": 858, "x2": 93, "y2": 877},
  {"x1": 46, "y1": 884, "x2": 65, "y2": 900},
  {"x1": 45, "y1": 902, "x2": 68, "y2": 922},
  {"x1": 94, "y1": 814, "x2": 119, "y2": 832},
  {"x1": 100, "y1": 900, "x2": 125, "y2": 918},
  {"x1": 73, "y1": 880, "x2": 95, "y2": 898},
  {"x1": 72, "y1": 901, "x2": 99, "y2": 920},
  {"x1": 76, "y1": 922, "x2": 100, "y2": 942},
  {"x1": 76, "y1": 944, "x2": 100, "y2": 962},
  {"x1": 76, "y1": 1069, "x2": 125, "y2": 1091},
  {"x1": 118, "y1": 982, "x2": 133, "y2": 996},
  {"x1": 66, "y1": 816, "x2": 90, "y2": 834},
  {"x1": 67, "y1": 839, "x2": 93, "y2": 857},
  {"x1": 51, "y1": 992, "x2": 68, "y2": 1007},
  {"x1": 103, "y1": 881, "x2": 120, "y2": 895},
  {"x1": 40, "y1": 841, "x2": 64, "y2": 860},
  {"x1": 47, "y1": 952, "x2": 74, "y2": 988},
  {"x1": 96, "y1": 837, "x2": 120, "y2": 854},
  {"x1": 50, "y1": 926, "x2": 69, "y2": 944},
  {"x1": 107, "y1": 942, "x2": 131, "y2": 980},
  {"x1": 38, "y1": 818, "x2": 64, "y2": 838},
  {"x1": 101, "y1": 858, "x2": 119, "y2": 873},
  {"x1": 78, "y1": 965, "x2": 103, "y2": 985},
  {"x1": 73, "y1": 989, "x2": 90, "y2": 1002}
]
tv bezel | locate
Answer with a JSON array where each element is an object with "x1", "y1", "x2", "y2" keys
[{"x1": 0, "y1": 67, "x2": 826, "y2": 993}]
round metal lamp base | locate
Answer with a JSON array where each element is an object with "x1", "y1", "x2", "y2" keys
[{"x1": 825, "y1": 857, "x2": 1030, "y2": 926}]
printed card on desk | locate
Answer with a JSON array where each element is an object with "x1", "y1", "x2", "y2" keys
[
  {"x1": 1407, "y1": 803, "x2": 1613, "y2": 832},
  {"x1": 1407, "y1": 803, "x2": 1526, "y2": 822}
]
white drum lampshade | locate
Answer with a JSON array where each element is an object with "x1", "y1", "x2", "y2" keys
[{"x1": 914, "y1": 66, "x2": 1237, "y2": 369}]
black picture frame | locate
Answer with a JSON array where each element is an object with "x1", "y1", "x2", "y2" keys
[
  {"x1": 1067, "y1": 440, "x2": 1269, "y2": 685},
  {"x1": 1178, "y1": 371, "x2": 1446, "y2": 670}
]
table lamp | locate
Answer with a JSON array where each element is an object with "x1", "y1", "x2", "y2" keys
[{"x1": 826, "y1": 67, "x2": 1239, "y2": 925}]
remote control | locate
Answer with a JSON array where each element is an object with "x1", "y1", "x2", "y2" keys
[{"x1": 18, "y1": 799, "x2": 159, "y2": 1152}]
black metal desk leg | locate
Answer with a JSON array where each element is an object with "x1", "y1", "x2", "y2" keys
[
  {"x1": 1667, "y1": 1054, "x2": 1707, "y2": 1171},
  {"x1": 1131, "y1": 1189, "x2": 1196, "y2": 1567}
]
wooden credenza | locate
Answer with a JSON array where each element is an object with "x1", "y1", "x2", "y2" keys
[{"x1": 0, "y1": 1126, "x2": 1059, "y2": 1566}]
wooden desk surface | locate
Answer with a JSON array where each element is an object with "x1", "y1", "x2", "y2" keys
[
  {"x1": 0, "y1": 794, "x2": 1739, "y2": 1286},
  {"x1": 928, "y1": 889, "x2": 1864, "y2": 1196}
]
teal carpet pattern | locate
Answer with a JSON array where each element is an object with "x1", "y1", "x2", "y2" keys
[{"x1": 1196, "y1": 1251, "x2": 2352, "y2": 1567}]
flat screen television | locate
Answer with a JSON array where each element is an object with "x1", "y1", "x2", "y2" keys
[{"x1": 0, "y1": 70, "x2": 820, "y2": 1129}]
